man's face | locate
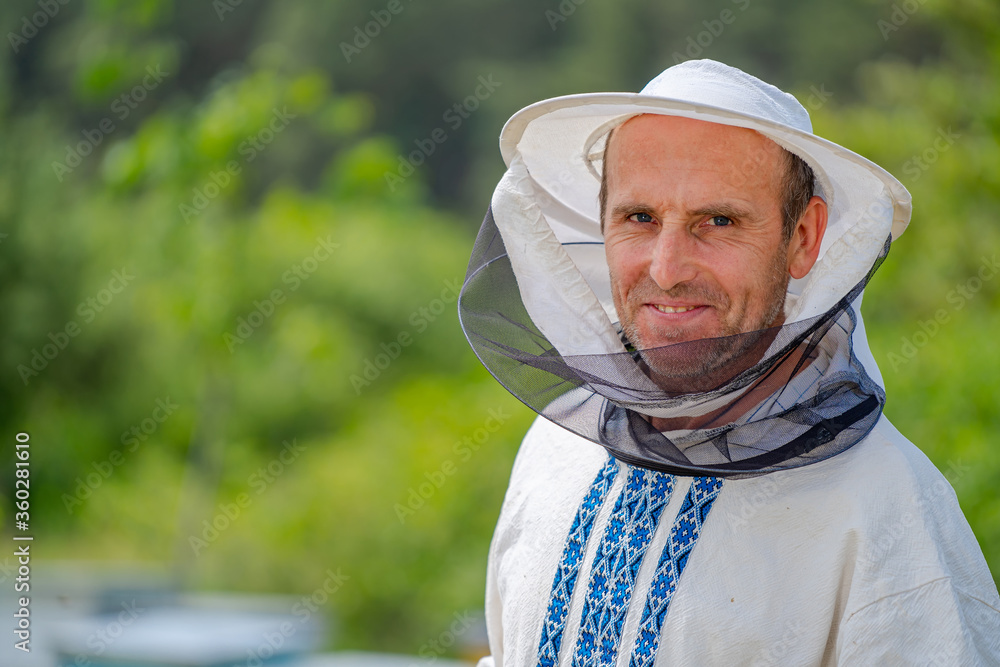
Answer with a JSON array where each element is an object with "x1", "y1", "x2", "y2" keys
[{"x1": 603, "y1": 114, "x2": 795, "y2": 379}]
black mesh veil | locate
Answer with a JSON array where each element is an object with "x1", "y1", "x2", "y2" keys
[{"x1": 459, "y1": 207, "x2": 890, "y2": 478}]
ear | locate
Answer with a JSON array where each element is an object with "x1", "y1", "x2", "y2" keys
[{"x1": 787, "y1": 196, "x2": 828, "y2": 279}]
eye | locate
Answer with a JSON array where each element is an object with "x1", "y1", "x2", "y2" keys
[
  {"x1": 628, "y1": 212, "x2": 654, "y2": 223},
  {"x1": 708, "y1": 215, "x2": 733, "y2": 227}
]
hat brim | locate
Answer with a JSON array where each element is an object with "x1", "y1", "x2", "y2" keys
[{"x1": 499, "y1": 92, "x2": 911, "y2": 242}]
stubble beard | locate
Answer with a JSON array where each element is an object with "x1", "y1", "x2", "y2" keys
[{"x1": 613, "y1": 251, "x2": 791, "y2": 386}]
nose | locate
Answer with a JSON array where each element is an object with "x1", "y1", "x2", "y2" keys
[{"x1": 648, "y1": 222, "x2": 698, "y2": 290}]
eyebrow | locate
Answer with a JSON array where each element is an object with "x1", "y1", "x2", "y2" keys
[
  {"x1": 610, "y1": 202, "x2": 653, "y2": 220},
  {"x1": 609, "y1": 201, "x2": 755, "y2": 221},
  {"x1": 689, "y1": 202, "x2": 754, "y2": 220}
]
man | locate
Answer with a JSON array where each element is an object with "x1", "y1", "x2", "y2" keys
[{"x1": 459, "y1": 60, "x2": 1000, "y2": 664}]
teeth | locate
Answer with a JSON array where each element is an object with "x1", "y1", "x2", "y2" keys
[{"x1": 654, "y1": 304, "x2": 697, "y2": 314}]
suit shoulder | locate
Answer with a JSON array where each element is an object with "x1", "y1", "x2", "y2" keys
[
  {"x1": 826, "y1": 414, "x2": 957, "y2": 499},
  {"x1": 510, "y1": 414, "x2": 608, "y2": 484}
]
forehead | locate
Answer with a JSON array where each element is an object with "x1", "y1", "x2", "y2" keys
[{"x1": 604, "y1": 114, "x2": 786, "y2": 198}]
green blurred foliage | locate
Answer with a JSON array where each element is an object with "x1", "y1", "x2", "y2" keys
[{"x1": 0, "y1": 0, "x2": 997, "y2": 654}]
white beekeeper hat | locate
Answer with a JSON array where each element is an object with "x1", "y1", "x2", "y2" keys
[
  {"x1": 459, "y1": 59, "x2": 909, "y2": 475},
  {"x1": 493, "y1": 59, "x2": 910, "y2": 333}
]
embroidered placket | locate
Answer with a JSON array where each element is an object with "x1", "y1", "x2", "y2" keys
[
  {"x1": 537, "y1": 456, "x2": 620, "y2": 667},
  {"x1": 571, "y1": 467, "x2": 676, "y2": 667},
  {"x1": 629, "y1": 476, "x2": 725, "y2": 667}
]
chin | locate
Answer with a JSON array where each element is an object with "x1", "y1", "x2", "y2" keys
[
  {"x1": 633, "y1": 323, "x2": 726, "y2": 350},
  {"x1": 628, "y1": 324, "x2": 779, "y2": 392}
]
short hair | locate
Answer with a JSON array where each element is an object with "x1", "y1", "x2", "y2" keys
[
  {"x1": 779, "y1": 147, "x2": 816, "y2": 241},
  {"x1": 598, "y1": 126, "x2": 815, "y2": 242}
]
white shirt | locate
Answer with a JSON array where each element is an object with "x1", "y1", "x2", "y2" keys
[{"x1": 478, "y1": 415, "x2": 1000, "y2": 666}]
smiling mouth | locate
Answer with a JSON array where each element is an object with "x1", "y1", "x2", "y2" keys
[{"x1": 652, "y1": 304, "x2": 701, "y2": 314}]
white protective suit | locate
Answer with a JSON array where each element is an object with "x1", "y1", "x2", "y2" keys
[
  {"x1": 478, "y1": 416, "x2": 1000, "y2": 665},
  {"x1": 462, "y1": 60, "x2": 1000, "y2": 665}
]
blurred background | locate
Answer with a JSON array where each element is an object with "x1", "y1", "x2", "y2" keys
[{"x1": 0, "y1": 0, "x2": 997, "y2": 664}]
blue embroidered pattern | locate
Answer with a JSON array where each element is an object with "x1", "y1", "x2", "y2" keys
[
  {"x1": 571, "y1": 467, "x2": 676, "y2": 667},
  {"x1": 537, "y1": 456, "x2": 620, "y2": 667},
  {"x1": 629, "y1": 476, "x2": 725, "y2": 667},
  {"x1": 536, "y1": 462, "x2": 724, "y2": 667}
]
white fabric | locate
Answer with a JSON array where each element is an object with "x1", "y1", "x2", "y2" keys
[
  {"x1": 491, "y1": 155, "x2": 627, "y2": 358},
  {"x1": 478, "y1": 416, "x2": 1000, "y2": 665}
]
